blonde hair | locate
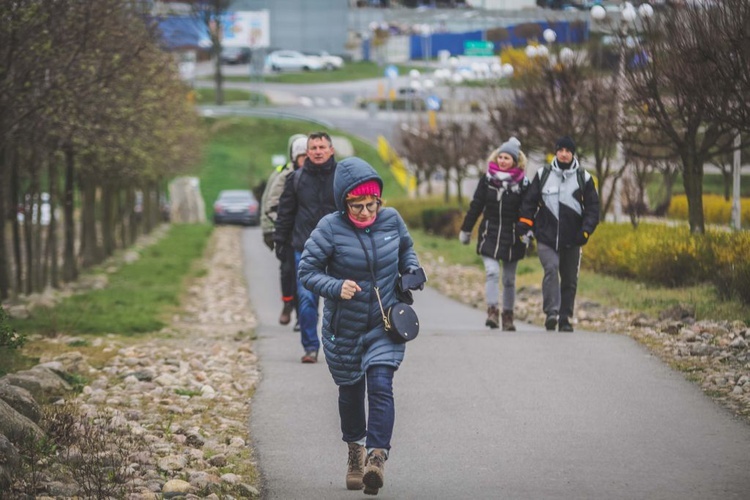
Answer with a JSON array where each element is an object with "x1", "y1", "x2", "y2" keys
[{"x1": 487, "y1": 148, "x2": 527, "y2": 171}]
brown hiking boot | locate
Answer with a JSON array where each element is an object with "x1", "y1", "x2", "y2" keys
[
  {"x1": 363, "y1": 449, "x2": 386, "y2": 495},
  {"x1": 301, "y1": 350, "x2": 318, "y2": 363},
  {"x1": 279, "y1": 301, "x2": 294, "y2": 325},
  {"x1": 485, "y1": 306, "x2": 499, "y2": 329},
  {"x1": 501, "y1": 310, "x2": 516, "y2": 331},
  {"x1": 346, "y1": 443, "x2": 366, "y2": 490}
]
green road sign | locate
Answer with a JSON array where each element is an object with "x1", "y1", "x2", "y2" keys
[{"x1": 464, "y1": 41, "x2": 495, "y2": 56}]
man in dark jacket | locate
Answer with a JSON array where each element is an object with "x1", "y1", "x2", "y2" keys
[
  {"x1": 274, "y1": 132, "x2": 338, "y2": 363},
  {"x1": 517, "y1": 136, "x2": 600, "y2": 332}
]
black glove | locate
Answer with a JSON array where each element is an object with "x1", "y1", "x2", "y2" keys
[
  {"x1": 575, "y1": 231, "x2": 590, "y2": 246},
  {"x1": 401, "y1": 268, "x2": 427, "y2": 291},
  {"x1": 274, "y1": 243, "x2": 287, "y2": 261},
  {"x1": 263, "y1": 233, "x2": 274, "y2": 251}
]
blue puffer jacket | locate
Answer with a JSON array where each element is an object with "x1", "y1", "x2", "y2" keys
[{"x1": 298, "y1": 157, "x2": 420, "y2": 386}]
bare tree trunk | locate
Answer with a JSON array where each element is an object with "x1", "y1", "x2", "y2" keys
[
  {"x1": 10, "y1": 149, "x2": 23, "y2": 294},
  {"x1": 681, "y1": 153, "x2": 705, "y2": 234},
  {"x1": 102, "y1": 184, "x2": 115, "y2": 257},
  {"x1": 117, "y1": 189, "x2": 127, "y2": 249},
  {"x1": 45, "y1": 155, "x2": 59, "y2": 289},
  {"x1": 0, "y1": 145, "x2": 9, "y2": 299},
  {"x1": 127, "y1": 189, "x2": 138, "y2": 245},
  {"x1": 62, "y1": 145, "x2": 77, "y2": 282},
  {"x1": 143, "y1": 183, "x2": 154, "y2": 235},
  {"x1": 79, "y1": 179, "x2": 100, "y2": 268}
]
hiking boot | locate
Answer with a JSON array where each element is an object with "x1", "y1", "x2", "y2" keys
[
  {"x1": 545, "y1": 315, "x2": 557, "y2": 331},
  {"x1": 279, "y1": 301, "x2": 294, "y2": 325},
  {"x1": 485, "y1": 306, "x2": 500, "y2": 329},
  {"x1": 363, "y1": 449, "x2": 387, "y2": 496},
  {"x1": 301, "y1": 350, "x2": 318, "y2": 363},
  {"x1": 558, "y1": 318, "x2": 574, "y2": 332},
  {"x1": 501, "y1": 310, "x2": 516, "y2": 331},
  {"x1": 346, "y1": 443, "x2": 366, "y2": 490}
]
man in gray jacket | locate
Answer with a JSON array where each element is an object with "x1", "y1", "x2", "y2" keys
[{"x1": 260, "y1": 134, "x2": 307, "y2": 326}]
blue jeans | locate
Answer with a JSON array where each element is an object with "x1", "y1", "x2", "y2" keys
[
  {"x1": 295, "y1": 251, "x2": 320, "y2": 352},
  {"x1": 338, "y1": 365, "x2": 395, "y2": 451}
]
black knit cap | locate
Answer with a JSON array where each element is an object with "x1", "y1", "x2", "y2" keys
[{"x1": 555, "y1": 136, "x2": 576, "y2": 155}]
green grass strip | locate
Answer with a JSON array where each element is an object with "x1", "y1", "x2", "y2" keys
[{"x1": 12, "y1": 224, "x2": 212, "y2": 336}]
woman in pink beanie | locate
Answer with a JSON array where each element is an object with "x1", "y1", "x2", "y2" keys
[{"x1": 299, "y1": 157, "x2": 422, "y2": 494}]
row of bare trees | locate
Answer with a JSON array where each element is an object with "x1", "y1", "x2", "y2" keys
[
  {"x1": 0, "y1": 0, "x2": 204, "y2": 300},
  {"x1": 395, "y1": 1, "x2": 749, "y2": 234}
]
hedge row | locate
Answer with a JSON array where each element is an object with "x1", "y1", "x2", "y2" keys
[
  {"x1": 668, "y1": 194, "x2": 750, "y2": 228},
  {"x1": 585, "y1": 223, "x2": 750, "y2": 303}
]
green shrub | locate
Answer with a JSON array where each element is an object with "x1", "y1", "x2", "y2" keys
[
  {"x1": 667, "y1": 194, "x2": 750, "y2": 228},
  {"x1": 387, "y1": 196, "x2": 462, "y2": 231},
  {"x1": 0, "y1": 306, "x2": 25, "y2": 349},
  {"x1": 586, "y1": 223, "x2": 750, "y2": 302},
  {"x1": 421, "y1": 207, "x2": 463, "y2": 238}
]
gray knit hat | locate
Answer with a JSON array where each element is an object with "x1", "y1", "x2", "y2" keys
[
  {"x1": 497, "y1": 136, "x2": 521, "y2": 162},
  {"x1": 290, "y1": 137, "x2": 308, "y2": 161}
]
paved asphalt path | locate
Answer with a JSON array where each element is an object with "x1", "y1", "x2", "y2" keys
[{"x1": 242, "y1": 227, "x2": 750, "y2": 499}]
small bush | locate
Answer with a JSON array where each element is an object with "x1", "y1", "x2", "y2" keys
[
  {"x1": 586, "y1": 223, "x2": 750, "y2": 302},
  {"x1": 0, "y1": 306, "x2": 25, "y2": 349},
  {"x1": 387, "y1": 196, "x2": 462, "y2": 231},
  {"x1": 667, "y1": 194, "x2": 750, "y2": 228},
  {"x1": 422, "y1": 207, "x2": 463, "y2": 238}
]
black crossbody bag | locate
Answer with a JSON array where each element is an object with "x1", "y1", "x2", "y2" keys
[{"x1": 356, "y1": 232, "x2": 420, "y2": 343}]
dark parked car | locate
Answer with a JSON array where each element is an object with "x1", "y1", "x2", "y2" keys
[
  {"x1": 220, "y1": 46, "x2": 251, "y2": 65},
  {"x1": 213, "y1": 190, "x2": 260, "y2": 226}
]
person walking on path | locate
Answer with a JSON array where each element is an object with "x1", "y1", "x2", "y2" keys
[
  {"x1": 298, "y1": 157, "x2": 421, "y2": 495},
  {"x1": 517, "y1": 136, "x2": 600, "y2": 332},
  {"x1": 274, "y1": 132, "x2": 338, "y2": 363},
  {"x1": 260, "y1": 134, "x2": 307, "y2": 326},
  {"x1": 459, "y1": 137, "x2": 530, "y2": 331}
]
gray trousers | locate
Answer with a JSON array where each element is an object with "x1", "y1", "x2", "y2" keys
[
  {"x1": 482, "y1": 256, "x2": 518, "y2": 311},
  {"x1": 537, "y1": 242, "x2": 581, "y2": 321}
]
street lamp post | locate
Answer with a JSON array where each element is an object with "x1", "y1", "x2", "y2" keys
[
  {"x1": 732, "y1": 132, "x2": 742, "y2": 230},
  {"x1": 591, "y1": 2, "x2": 653, "y2": 223}
]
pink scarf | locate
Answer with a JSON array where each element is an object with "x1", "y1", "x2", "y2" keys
[
  {"x1": 487, "y1": 162, "x2": 525, "y2": 186},
  {"x1": 348, "y1": 212, "x2": 377, "y2": 228}
]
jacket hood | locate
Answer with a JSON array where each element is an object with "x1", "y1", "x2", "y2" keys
[
  {"x1": 287, "y1": 134, "x2": 307, "y2": 161},
  {"x1": 333, "y1": 157, "x2": 384, "y2": 213}
]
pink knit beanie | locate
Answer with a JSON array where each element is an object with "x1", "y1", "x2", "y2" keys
[{"x1": 348, "y1": 179, "x2": 381, "y2": 198}]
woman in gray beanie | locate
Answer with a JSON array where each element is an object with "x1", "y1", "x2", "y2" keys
[{"x1": 458, "y1": 137, "x2": 530, "y2": 330}]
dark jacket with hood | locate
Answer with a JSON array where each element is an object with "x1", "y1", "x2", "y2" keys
[
  {"x1": 274, "y1": 156, "x2": 337, "y2": 252},
  {"x1": 298, "y1": 157, "x2": 420, "y2": 386},
  {"x1": 461, "y1": 172, "x2": 530, "y2": 262},
  {"x1": 519, "y1": 158, "x2": 600, "y2": 251}
]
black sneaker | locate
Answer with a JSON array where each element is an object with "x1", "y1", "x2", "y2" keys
[
  {"x1": 545, "y1": 315, "x2": 557, "y2": 331},
  {"x1": 558, "y1": 319, "x2": 574, "y2": 332},
  {"x1": 293, "y1": 319, "x2": 300, "y2": 332}
]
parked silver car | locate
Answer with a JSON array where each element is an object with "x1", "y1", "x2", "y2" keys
[{"x1": 213, "y1": 190, "x2": 260, "y2": 226}]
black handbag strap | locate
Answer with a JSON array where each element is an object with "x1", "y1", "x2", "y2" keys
[{"x1": 354, "y1": 231, "x2": 391, "y2": 330}]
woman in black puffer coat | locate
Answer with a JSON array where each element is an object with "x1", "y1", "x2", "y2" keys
[{"x1": 459, "y1": 137, "x2": 530, "y2": 331}]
